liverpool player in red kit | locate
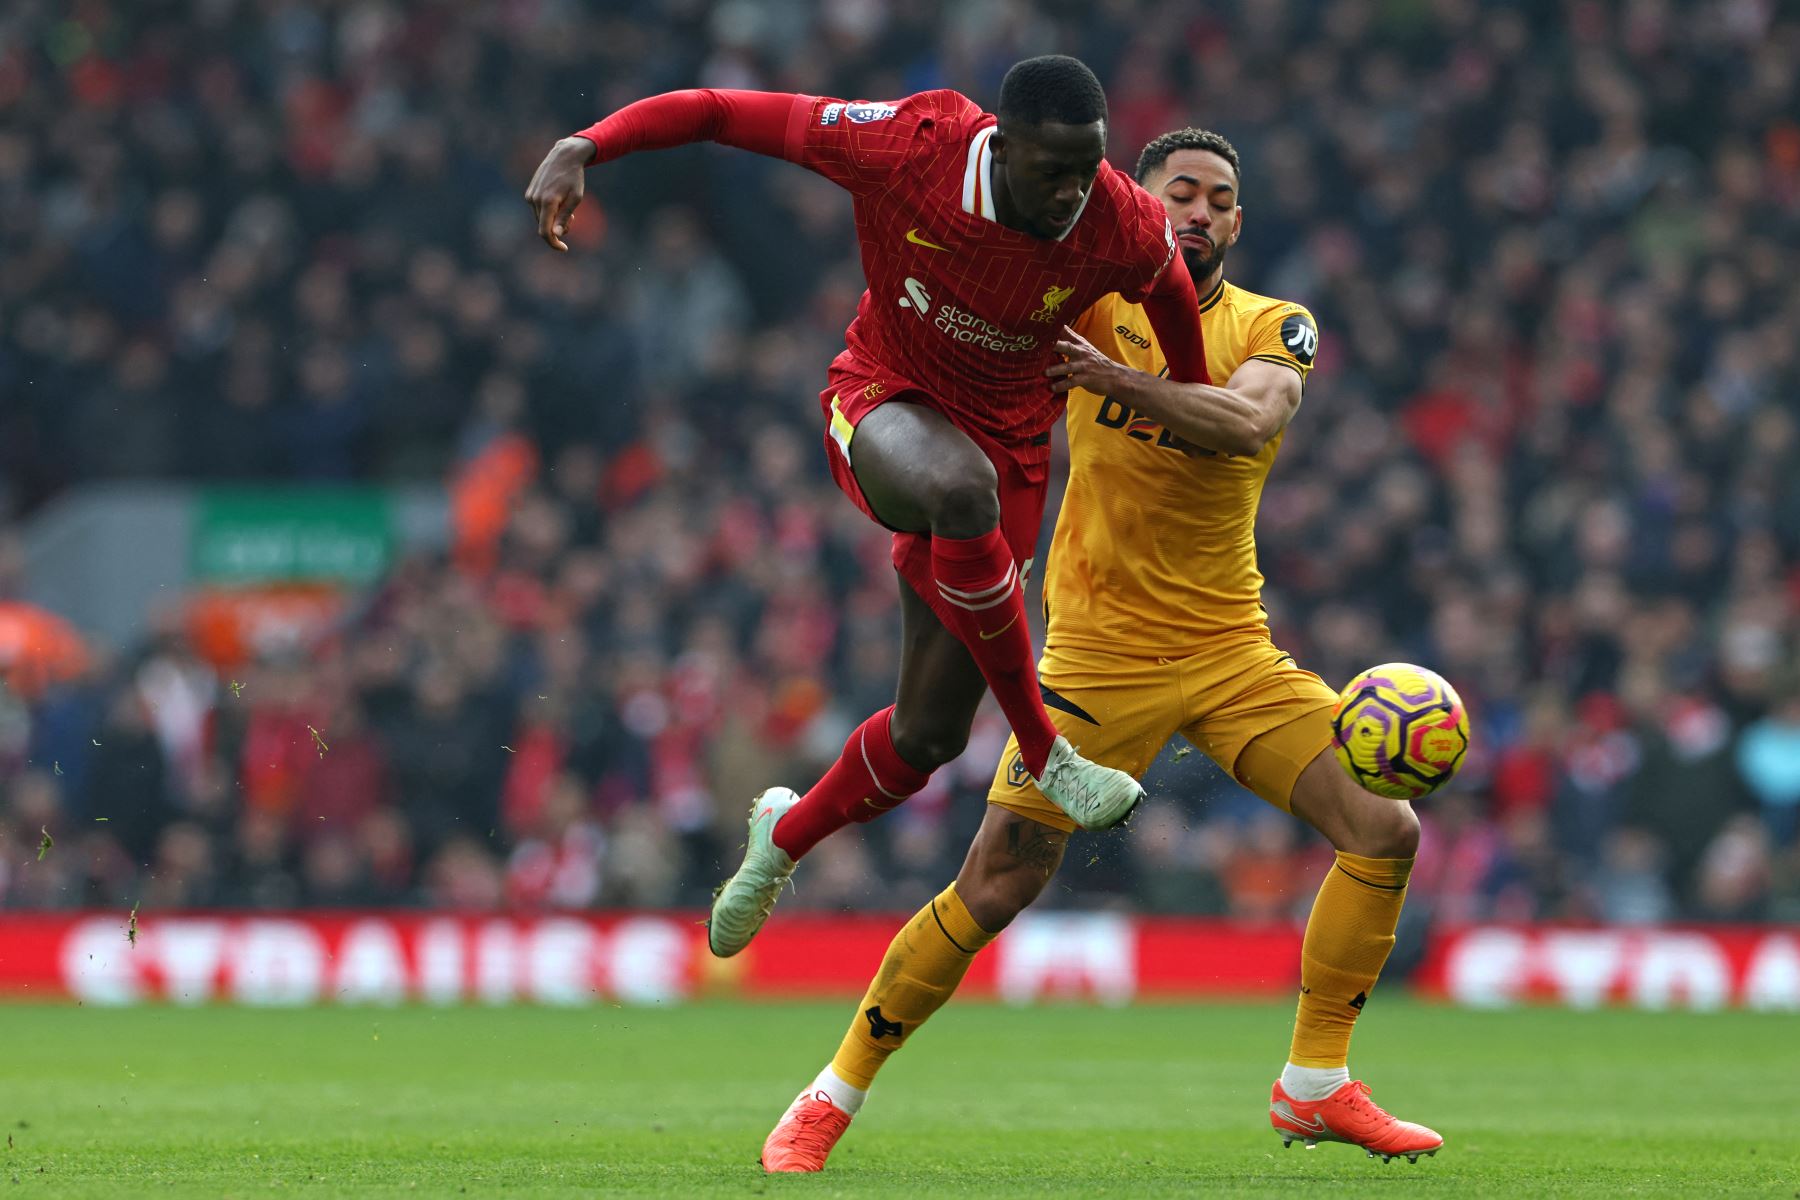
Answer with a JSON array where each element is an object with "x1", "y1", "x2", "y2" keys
[{"x1": 525, "y1": 56, "x2": 1209, "y2": 957}]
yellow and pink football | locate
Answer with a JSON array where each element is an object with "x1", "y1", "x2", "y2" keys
[{"x1": 1331, "y1": 663, "x2": 1470, "y2": 801}]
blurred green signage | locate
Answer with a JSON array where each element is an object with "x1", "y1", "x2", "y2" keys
[{"x1": 192, "y1": 488, "x2": 394, "y2": 584}]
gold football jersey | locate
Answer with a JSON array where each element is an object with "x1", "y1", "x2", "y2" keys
[{"x1": 1043, "y1": 280, "x2": 1318, "y2": 658}]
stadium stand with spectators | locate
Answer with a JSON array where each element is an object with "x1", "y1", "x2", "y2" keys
[{"x1": 1, "y1": 0, "x2": 1797, "y2": 927}]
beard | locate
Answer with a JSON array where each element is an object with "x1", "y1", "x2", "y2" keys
[{"x1": 1180, "y1": 234, "x2": 1226, "y2": 282}]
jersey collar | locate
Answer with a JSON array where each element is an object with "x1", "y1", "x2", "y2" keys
[
  {"x1": 962, "y1": 125, "x2": 1090, "y2": 242},
  {"x1": 1198, "y1": 278, "x2": 1227, "y2": 312},
  {"x1": 962, "y1": 126, "x2": 999, "y2": 221}
]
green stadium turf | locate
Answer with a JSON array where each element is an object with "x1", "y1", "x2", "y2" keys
[{"x1": 2, "y1": 999, "x2": 1796, "y2": 1197}]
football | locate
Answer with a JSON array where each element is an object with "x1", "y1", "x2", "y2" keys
[{"x1": 1331, "y1": 663, "x2": 1470, "y2": 800}]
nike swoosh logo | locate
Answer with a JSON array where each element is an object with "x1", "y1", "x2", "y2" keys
[
  {"x1": 906, "y1": 228, "x2": 949, "y2": 251},
  {"x1": 1271, "y1": 1104, "x2": 1330, "y2": 1135},
  {"x1": 978, "y1": 613, "x2": 1019, "y2": 641}
]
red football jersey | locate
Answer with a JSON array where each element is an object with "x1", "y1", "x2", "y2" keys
[
  {"x1": 573, "y1": 87, "x2": 1196, "y2": 441},
  {"x1": 783, "y1": 91, "x2": 1179, "y2": 442}
]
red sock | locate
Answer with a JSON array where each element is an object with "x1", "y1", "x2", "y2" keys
[
  {"x1": 772, "y1": 706, "x2": 930, "y2": 860},
  {"x1": 930, "y1": 527, "x2": 1058, "y2": 776}
]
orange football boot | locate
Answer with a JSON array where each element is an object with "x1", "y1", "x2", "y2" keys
[
  {"x1": 761, "y1": 1090, "x2": 853, "y2": 1173},
  {"x1": 1269, "y1": 1079, "x2": 1443, "y2": 1163}
]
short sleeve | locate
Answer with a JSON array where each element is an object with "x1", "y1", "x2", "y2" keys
[
  {"x1": 791, "y1": 89, "x2": 974, "y2": 195},
  {"x1": 1245, "y1": 303, "x2": 1320, "y2": 381}
]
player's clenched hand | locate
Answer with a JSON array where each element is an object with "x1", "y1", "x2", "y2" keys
[
  {"x1": 1047, "y1": 326, "x2": 1127, "y2": 395},
  {"x1": 525, "y1": 138, "x2": 593, "y2": 252}
]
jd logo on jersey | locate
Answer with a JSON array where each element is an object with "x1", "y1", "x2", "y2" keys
[
  {"x1": 1281, "y1": 312, "x2": 1318, "y2": 366},
  {"x1": 1030, "y1": 283, "x2": 1076, "y2": 323}
]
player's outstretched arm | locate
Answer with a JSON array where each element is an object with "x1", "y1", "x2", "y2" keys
[
  {"x1": 525, "y1": 89, "x2": 801, "y2": 252},
  {"x1": 1047, "y1": 326, "x2": 1302, "y2": 458}
]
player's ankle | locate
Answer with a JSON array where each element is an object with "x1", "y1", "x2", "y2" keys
[
  {"x1": 1280, "y1": 1062, "x2": 1350, "y2": 1102},
  {"x1": 810, "y1": 1064, "x2": 868, "y2": 1115},
  {"x1": 1017, "y1": 729, "x2": 1059, "y2": 778},
  {"x1": 769, "y1": 808, "x2": 806, "y2": 860}
]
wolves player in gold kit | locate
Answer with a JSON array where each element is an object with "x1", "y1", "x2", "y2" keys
[{"x1": 759, "y1": 130, "x2": 1442, "y2": 1172}]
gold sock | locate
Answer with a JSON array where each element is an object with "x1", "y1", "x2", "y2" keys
[
  {"x1": 830, "y1": 882, "x2": 996, "y2": 1089},
  {"x1": 1288, "y1": 851, "x2": 1413, "y2": 1069}
]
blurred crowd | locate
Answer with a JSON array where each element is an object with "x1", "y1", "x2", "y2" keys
[{"x1": 2, "y1": 0, "x2": 1799, "y2": 926}]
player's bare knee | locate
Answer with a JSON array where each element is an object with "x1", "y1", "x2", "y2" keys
[
  {"x1": 1384, "y1": 800, "x2": 1422, "y2": 857},
  {"x1": 924, "y1": 470, "x2": 1000, "y2": 540},
  {"x1": 1349, "y1": 797, "x2": 1420, "y2": 859},
  {"x1": 1298, "y1": 754, "x2": 1422, "y2": 859},
  {"x1": 888, "y1": 715, "x2": 969, "y2": 771}
]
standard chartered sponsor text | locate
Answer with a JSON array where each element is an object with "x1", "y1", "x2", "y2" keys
[{"x1": 934, "y1": 304, "x2": 1038, "y2": 352}]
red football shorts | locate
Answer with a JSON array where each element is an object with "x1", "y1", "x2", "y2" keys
[{"x1": 819, "y1": 357, "x2": 1051, "y2": 621}]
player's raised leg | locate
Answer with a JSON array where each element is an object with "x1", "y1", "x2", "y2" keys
[
  {"x1": 762, "y1": 805, "x2": 1068, "y2": 1172},
  {"x1": 857, "y1": 401, "x2": 1058, "y2": 752},
  {"x1": 1265, "y1": 736, "x2": 1441, "y2": 1162},
  {"x1": 707, "y1": 404, "x2": 1142, "y2": 958},
  {"x1": 846, "y1": 403, "x2": 1145, "y2": 829}
]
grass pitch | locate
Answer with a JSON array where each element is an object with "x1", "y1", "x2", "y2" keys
[{"x1": 2, "y1": 999, "x2": 1796, "y2": 1197}]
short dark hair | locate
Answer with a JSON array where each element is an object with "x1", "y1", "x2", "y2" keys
[
  {"x1": 1135, "y1": 128, "x2": 1241, "y2": 189},
  {"x1": 996, "y1": 55, "x2": 1107, "y2": 130}
]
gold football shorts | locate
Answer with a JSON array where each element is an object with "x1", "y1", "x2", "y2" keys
[{"x1": 990, "y1": 634, "x2": 1338, "y2": 831}]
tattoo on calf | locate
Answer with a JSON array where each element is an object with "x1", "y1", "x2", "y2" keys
[{"x1": 1003, "y1": 819, "x2": 1066, "y2": 878}]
